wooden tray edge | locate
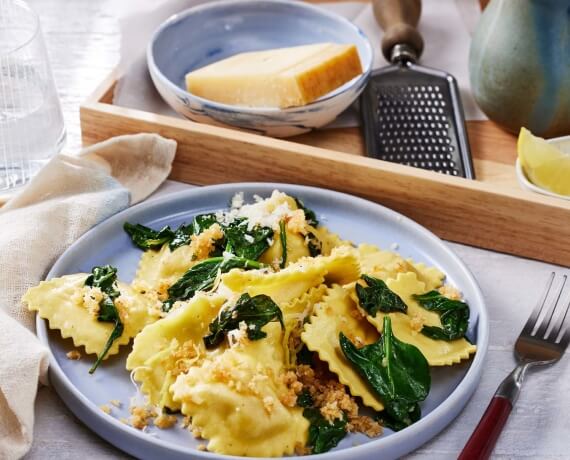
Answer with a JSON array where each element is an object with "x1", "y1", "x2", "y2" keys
[{"x1": 79, "y1": 73, "x2": 570, "y2": 267}]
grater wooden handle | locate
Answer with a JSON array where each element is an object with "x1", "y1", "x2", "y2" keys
[{"x1": 372, "y1": 0, "x2": 424, "y2": 62}]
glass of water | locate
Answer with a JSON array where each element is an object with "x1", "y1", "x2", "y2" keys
[{"x1": 0, "y1": 0, "x2": 65, "y2": 194}]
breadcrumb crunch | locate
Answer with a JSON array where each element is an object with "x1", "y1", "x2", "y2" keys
[
  {"x1": 182, "y1": 416, "x2": 192, "y2": 428},
  {"x1": 294, "y1": 442, "x2": 312, "y2": 456},
  {"x1": 296, "y1": 365, "x2": 357, "y2": 422},
  {"x1": 295, "y1": 364, "x2": 383, "y2": 439},
  {"x1": 66, "y1": 350, "x2": 81, "y2": 360},
  {"x1": 132, "y1": 280, "x2": 166, "y2": 318},
  {"x1": 109, "y1": 399, "x2": 122, "y2": 408},
  {"x1": 262, "y1": 396, "x2": 275, "y2": 414},
  {"x1": 190, "y1": 223, "x2": 224, "y2": 260},
  {"x1": 99, "y1": 404, "x2": 111, "y2": 415},
  {"x1": 192, "y1": 426, "x2": 203, "y2": 439},
  {"x1": 438, "y1": 284, "x2": 462, "y2": 300},
  {"x1": 197, "y1": 444, "x2": 207, "y2": 451},
  {"x1": 347, "y1": 416, "x2": 383, "y2": 437},
  {"x1": 286, "y1": 209, "x2": 308, "y2": 234},
  {"x1": 129, "y1": 405, "x2": 157, "y2": 430},
  {"x1": 410, "y1": 314, "x2": 425, "y2": 332},
  {"x1": 156, "y1": 280, "x2": 170, "y2": 302},
  {"x1": 82, "y1": 286, "x2": 103, "y2": 317},
  {"x1": 154, "y1": 413, "x2": 178, "y2": 429},
  {"x1": 163, "y1": 339, "x2": 201, "y2": 377}
]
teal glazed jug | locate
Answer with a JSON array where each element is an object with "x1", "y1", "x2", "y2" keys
[{"x1": 469, "y1": 0, "x2": 570, "y2": 137}]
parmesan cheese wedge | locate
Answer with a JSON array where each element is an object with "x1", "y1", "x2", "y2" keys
[{"x1": 185, "y1": 43, "x2": 363, "y2": 108}]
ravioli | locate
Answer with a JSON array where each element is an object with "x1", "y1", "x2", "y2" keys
[
  {"x1": 311, "y1": 226, "x2": 352, "y2": 256},
  {"x1": 23, "y1": 273, "x2": 160, "y2": 357},
  {"x1": 280, "y1": 285, "x2": 328, "y2": 367},
  {"x1": 171, "y1": 323, "x2": 308, "y2": 457},
  {"x1": 220, "y1": 261, "x2": 326, "y2": 306},
  {"x1": 357, "y1": 244, "x2": 445, "y2": 291},
  {"x1": 363, "y1": 272, "x2": 477, "y2": 366},
  {"x1": 260, "y1": 227, "x2": 310, "y2": 268},
  {"x1": 134, "y1": 243, "x2": 197, "y2": 290},
  {"x1": 126, "y1": 293, "x2": 226, "y2": 409},
  {"x1": 301, "y1": 286, "x2": 384, "y2": 411},
  {"x1": 316, "y1": 246, "x2": 361, "y2": 285}
]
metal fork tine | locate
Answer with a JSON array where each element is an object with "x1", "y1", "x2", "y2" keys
[
  {"x1": 558, "y1": 323, "x2": 570, "y2": 349},
  {"x1": 521, "y1": 272, "x2": 555, "y2": 337},
  {"x1": 551, "y1": 298, "x2": 570, "y2": 344},
  {"x1": 536, "y1": 274, "x2": 567, "y2": 339}
]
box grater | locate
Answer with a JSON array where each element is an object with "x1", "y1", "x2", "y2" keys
[{"x1": 360, "y1": 0, "x2": 475, "y2": 178}]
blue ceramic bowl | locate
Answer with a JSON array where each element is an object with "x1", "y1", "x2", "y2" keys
[{"x1": 147, "y1": 0, "x2": 373, "y2": 137}]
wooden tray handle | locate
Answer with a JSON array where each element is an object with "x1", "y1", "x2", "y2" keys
[{"x1": 372, "y1": 0, "x2": 424, "y2": 62}]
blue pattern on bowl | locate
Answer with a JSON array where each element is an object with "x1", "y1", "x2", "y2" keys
[{"x1": 148, "y1": 0, "x2": 373, "y2": 137}]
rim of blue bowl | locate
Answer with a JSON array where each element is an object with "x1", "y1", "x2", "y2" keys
[{"x1": 147, "y1": 0, "x2": 374, "y2": 115}]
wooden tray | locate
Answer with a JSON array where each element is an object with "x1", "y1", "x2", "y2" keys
[{"x1": 80, "y1": 71, "x2": 570, "y2": 267}]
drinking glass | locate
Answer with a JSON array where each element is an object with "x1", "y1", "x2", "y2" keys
[{"x1": 0, "y1": 0, "x2": 65, "y2": 194}]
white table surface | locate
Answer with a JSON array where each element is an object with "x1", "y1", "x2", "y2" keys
[{"x1": 23, "y1": 1, "x2": 570, "y2": 459}]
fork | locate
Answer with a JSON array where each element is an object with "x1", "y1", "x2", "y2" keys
[{"x1": 459, "y1": 272, "x2": 570, "y2": 460}]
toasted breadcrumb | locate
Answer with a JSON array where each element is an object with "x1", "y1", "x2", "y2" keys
[
  {"x1": 295, "y1": 363, "x2": 382, "y2": 439},
  {"x1": 347, "y1": 416, "x2": 383, "y2": 437},
  {"x1": 114, "y1": 295, "x2": 132, "y2": 323},
  {"x1": 192, "y1": 426, "x2": 203, "y2": 439},
  {"x1": 296, "y1": 365, "x2": 357, "y2": 422},
  {"x1": 410, "y1": 313, "x2": 424, "y2": 332},
  {"x1": 190, "y1": 223, "x2": 224, "y2": 260},
  {"x1": 99, "y1": 404, "x2": 111, "y2": 415},
  {"x1": 197, "y1": 444, "x2": 207, "y2": 451},
  {"x1": 164, "y1": 339, "x2": 201, "y2": 377},
  {"x1": 109, "y1": 399, "x2": 122, "y2": 408},
  {"x1": 280, "y1": 370, "x2": 304, "y2": 407},
  {"x1": 262, "y1": 396, "x2": 275, "y2": 414},
  {"x1": 154, "y1": 413, "x2": 178, "y2": 429},
  {"x1": 132, "y1": 280, "x2": 166, "y2": 318},
  {"x1": 156, "y1": 280, "x2": 170, "y2": 302},
  {"x1": 66, "y1": 350, "x2": 81, "y2": 360},
  {"x1": 129, "y1": 405, "x2": 157, "y2": 430},
  {"x1": 182, "y1": 416, "x2": 192, "y2": 428},
  {"x1": 119, "y1": 417, "x2": 129, "y2": 425},
  {"x1": 287, "y1": 209, "x2": 308, "y2": 234},
  {"x1": 438, "y1": 284, "x2": 462, "y2": 300},
  {"x1": 82, "y1": 286, "x2": 103, "y2": 317},
  {"x1": 295, "y1": 442, "x2": 312, "y2": 456},
  {"x1": 247, "y1": 373, "x2": 269, "y2": 396}
]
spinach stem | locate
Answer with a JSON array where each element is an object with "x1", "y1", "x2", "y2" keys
[
  {"x1": 279, "y1": 220, "x2": 287, "y2": 269},
  {"x1": 89, "y1": 320, "x2": 123, "y2": 374},
  {"x1": 383, "y1": 316, "x2": 395, "y2": 399}
]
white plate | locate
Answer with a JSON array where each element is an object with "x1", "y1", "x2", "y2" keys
[{"x1": 37, "y1": 183, "x2": 489, "y2": 460}]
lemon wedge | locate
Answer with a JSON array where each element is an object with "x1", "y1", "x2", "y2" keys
[{"x1": 517, "y1": 127, "x2": 570, "y2": 196}]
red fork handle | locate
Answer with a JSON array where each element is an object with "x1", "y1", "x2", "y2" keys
[{"x1": 458, "y1": 396, "x2": 512, "y2": 460}]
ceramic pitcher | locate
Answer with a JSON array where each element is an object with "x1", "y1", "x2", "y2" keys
[{"x1": 469, "y1": 0, "x2": 570, "y2": 137}]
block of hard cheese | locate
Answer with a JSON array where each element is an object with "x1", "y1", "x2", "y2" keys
[{"x1": 185, "y1": 43, "x2": 363, "y2": 108}]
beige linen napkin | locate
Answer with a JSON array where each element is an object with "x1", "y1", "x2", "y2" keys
[{"x1": 0, "y1": 133, "x2": 177, "y2": 460}]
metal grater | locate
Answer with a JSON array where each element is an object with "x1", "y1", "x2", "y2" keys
[{"x1": 360, "y1": 0, "x2": 475, "y2": 178}]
